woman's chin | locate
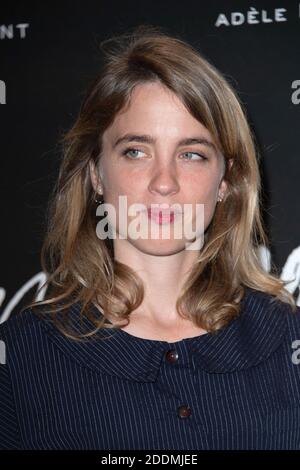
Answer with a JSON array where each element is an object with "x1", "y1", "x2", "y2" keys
[{"x1": 125, "y1": 237, "x2": 202, "y2": 256}]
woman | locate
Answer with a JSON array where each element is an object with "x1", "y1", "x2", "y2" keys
[{"x1": 0, "y1": 25, "x2": 299, "y2": 450}]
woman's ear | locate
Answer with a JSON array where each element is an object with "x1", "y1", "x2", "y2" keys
[
  {"x1": 89, "y1": 160, "x2": 102, "y2": 193},
  {"x1": 218, "y1": 180, "x2": 227, "y2": 202},
  {"x1": 218, "y1": 158, "x2": 233, "y2": 201}
]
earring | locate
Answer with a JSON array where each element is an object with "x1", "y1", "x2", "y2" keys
[
  {"x1": 217, "y1": 195, "x2": 223, "y2": 202},
  {"x1": 94, "y1": 191, "x2": 104, "y2": 204}
]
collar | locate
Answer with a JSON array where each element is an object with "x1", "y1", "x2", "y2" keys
[{"x1": 39, "y1": 287, "x2": 289, "y2": 382}]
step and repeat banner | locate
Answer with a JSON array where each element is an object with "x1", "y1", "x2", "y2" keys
[{"x1": 0, "y1": 0, "x2": 299, "y2": 321}]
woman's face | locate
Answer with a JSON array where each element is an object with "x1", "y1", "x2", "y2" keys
[{"x1": 90, "y1": 81, "x2": 228, "y2": 255}]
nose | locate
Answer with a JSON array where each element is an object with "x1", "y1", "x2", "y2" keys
[{"x1": 148, "y1": 161, "x2": 180, "y2": 197}]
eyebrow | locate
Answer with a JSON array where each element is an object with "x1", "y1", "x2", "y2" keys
[{"x1": 112, "y1": 133, "x2": 218, "y2": 153}]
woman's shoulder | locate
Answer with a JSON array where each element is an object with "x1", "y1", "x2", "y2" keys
[
  {"x1": 0, "y1": 307, "x2": 51, "y2": 362},
  {"x1": 0, "y1": 307, "x2": 42, "y2": 339},
  {"x1": 244, "y1": 287, "x2": 300, "y2": 330},
  {"x1": 0, "y1": 303, "x2": 95, "y2": 376},
  {"x1": 0, "y1": 301, "x2": 108, "y2": 360},
  {"x1": 242, "y1": 288, "x2": 300, "y2": 362},
  {"x1": 282, "y1": 299, "x2": 300, "y2": 337},
  {"x1": 0, "y1": 301, "x2": 86, "y2": 336}
]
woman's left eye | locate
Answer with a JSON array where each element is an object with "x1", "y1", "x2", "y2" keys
[{"x1": 181, "y1": 152, "x2": 206, "y2": 161}]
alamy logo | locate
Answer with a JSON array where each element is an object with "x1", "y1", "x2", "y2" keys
[
  {"x1": 291, "y1": 340, "x2": 300, "y2": 365},
  {"x1": 0, "y1": 340, "x2": 6, "y2": 364},
  {"x1": 0, "y1": 80, "x2": 6, "y2": 104},
  {"x1": 291, "y1": 80, "x2": 300, "y2": 105}
]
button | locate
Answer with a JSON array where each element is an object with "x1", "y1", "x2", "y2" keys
[
  {"x1": 165, "y1": 349, "x2": 179, "y2": 364},
  {"x1": 177, "y1": 405, "x2": 192, "y2": 418}
]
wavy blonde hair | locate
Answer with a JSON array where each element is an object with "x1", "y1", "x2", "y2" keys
[{"x1": 23, "y1": 24, "x2": 297, "y2": 340}]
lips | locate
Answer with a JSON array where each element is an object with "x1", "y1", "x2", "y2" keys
[
  {"x1": 147, "y1": 208, "x2": 178, "y2": 217},
  {"x1": 146, "y1": 206, "x2": 182, "y2": 225}
]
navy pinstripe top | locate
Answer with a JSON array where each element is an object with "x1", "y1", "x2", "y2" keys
[{"x1": 1, "y1": 287, "x2": 300, "y2": 450}]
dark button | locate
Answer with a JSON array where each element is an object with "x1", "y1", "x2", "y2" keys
[
  {"x1": 165, "y1": 349, "x2": 179, "y2": 364},
  {"x1": 177, "y1": 405, "x2": 192, "y2": 418}
]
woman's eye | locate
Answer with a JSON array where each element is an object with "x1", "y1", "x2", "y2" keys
[
  {"x1": 181, "y1": 152, "x2": 206, "y2": 161},
  {"x1": 121, "y1": 148, "x2": 145, "y2": 159}
]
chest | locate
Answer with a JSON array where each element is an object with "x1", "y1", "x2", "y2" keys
[
  {"x1": 18, "y1": 354, "x2": 300, "y2": 450},
  {"x1": 115, "y1": 318, "x2": 208, "y2": 342}
]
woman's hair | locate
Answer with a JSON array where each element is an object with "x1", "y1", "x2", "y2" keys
[{"x1": 23, "y1": 24, "x2": 297, "y2": 340}]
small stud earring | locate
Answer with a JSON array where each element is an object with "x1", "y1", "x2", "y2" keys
[{"x1": 94, "y1": 191, "x2": 104, "y2": 204}]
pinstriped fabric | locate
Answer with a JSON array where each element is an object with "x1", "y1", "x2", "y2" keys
[
  {"x1": 0, "y1": 364, "x2": 20, "y2": 449},
  {"x1": 0, "y1": 288, "x2": 300, "y2": 450}
]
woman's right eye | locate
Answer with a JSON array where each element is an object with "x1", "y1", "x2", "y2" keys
[{"x1": 121, "y1": 148, "x2": 145, "y2": 159}]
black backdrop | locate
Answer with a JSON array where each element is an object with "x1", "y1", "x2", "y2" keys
[{"x1": 1, "y1": 0, "x2": 299, "y2": 322}]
